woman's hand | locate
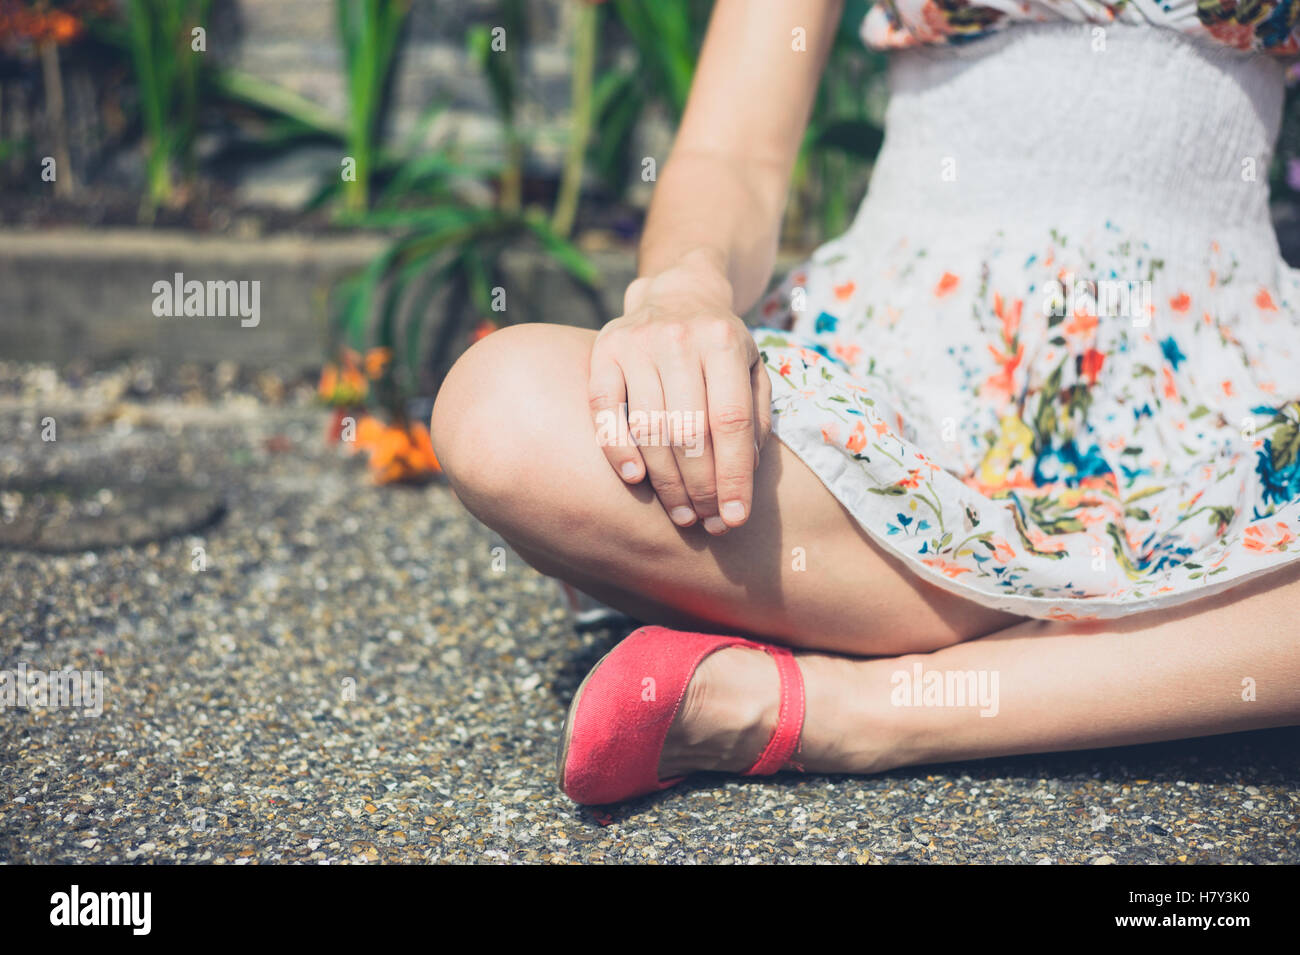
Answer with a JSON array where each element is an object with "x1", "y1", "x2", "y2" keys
[{"x1": 588, "y1": 250, "x2": 772, "y2": 535}]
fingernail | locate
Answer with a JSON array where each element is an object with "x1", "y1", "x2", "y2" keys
[
  {"x1": 720, "y1": 501, "x2": 746, "y2": 523},
  {"x1": 620, "y1": 461, "x2": 639, "y2": 481},
  {"x1": 703, "y1": 516, "x2": 727, "y2": 535},
  {"x1": 670, "y1": 506, "x2": 696, "y2": 526}
]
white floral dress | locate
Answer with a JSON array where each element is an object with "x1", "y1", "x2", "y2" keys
[{"x1": 752, "y1": 20, "x2": 1300, "y2": 620}]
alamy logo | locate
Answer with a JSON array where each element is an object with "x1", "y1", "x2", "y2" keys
[
  {"x1": 49, "y1": 885, "x2": 151, "y2": 935},
  {"x1": 0, "y1": 663, "x2": 103, "y2": 717},
  {"x1": 890, "y1": 663, "x2": 1000, "y2": 717},
  {"x1": 151, "y1": 272, "x2": 260, "y2": 327}
]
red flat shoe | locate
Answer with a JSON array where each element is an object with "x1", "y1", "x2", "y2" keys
[{"x1": 557, "y1": 625, "x2": 806, "y2": 805}]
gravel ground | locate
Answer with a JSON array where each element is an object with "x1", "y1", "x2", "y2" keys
[{"x1": 1, "y1": 361, "x2": 1296, "y2": 864}]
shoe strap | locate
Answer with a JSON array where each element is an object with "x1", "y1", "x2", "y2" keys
[{"x1": 742, "y1": 645, "x2": 805, "y2": 777}]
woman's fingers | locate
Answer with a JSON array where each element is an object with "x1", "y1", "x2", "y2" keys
[
  {"x1": 588, "y1": 350, "x2": 644, "y2": 484},
  {"x1": 657, "y1": 356, "x2": 723, "y2": 532},
  {"x1": 622, "y1": 358, "x2": 697, "y2": 527},
  {"x1": 703, "y1": 342, "x2": 758, "y2": 529}
]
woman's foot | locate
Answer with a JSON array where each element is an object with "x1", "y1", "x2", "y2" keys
[{"x1": 658, "y1": 647, "x2": 893, "y2": 779}]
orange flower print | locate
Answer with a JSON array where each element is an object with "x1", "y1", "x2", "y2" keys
[
  {"x1": 994, "y1": 292, "x2": 1022, "y2": 343},
  {"x1": 835, "y1": 342, "x2": 862, "y2": 364},
  {"x1": 934, "y1": 271, "x2": 960, "y2": 297},
  {"x1": 846, "y1": 420, "x2": 867, "y2": 453},
  {"x1": 1064, "y1": 307, "x2": 1098, "y2": 340},
  {"x1": 1256, "y1": 288, "x2": 1278, "y2": 311},
  {"x1": 821, "y1": 423, "x2": 841, "y2": 444},
  {"x1": 1169, "y1": 292, "x2": 1191, "y2": 312},
  {"x1": 1028, "y1": 528, "x2": 1069, "y2": 554},
  {"x1": 834, "y1": 281, "x2": 856, "y2": 301},
  {"x1": 1044, "y1": 609, "x2": 1098, "y2": 622},
  {"x1": 1080, "y1": 348, "x2": 1105, "y2": 386},
  {"x1": 984, "y1": 341, "x2": 1025, "y2": 400},
  {"x1": 990, "y1": 535, "x2": 1016, "y2": 562},
  {"x1": 922, "y1": 557, "x2": 972, "y2": 578},
  {"x1": 1242, "y1": 522, "x2": 1294, "y2": 553},
  {"x1": 1162, "y1": 365, "x2": 1179, "y2": 401},
  {"x1": 778, "y1": 359, "x2": 792, "y2": 377},
  {"x1": 899, "y1": 468, "x2": 924, "y2": 488}
]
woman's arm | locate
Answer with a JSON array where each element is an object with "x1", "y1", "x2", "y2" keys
[
  {"x1": 639, "y1": 0, "x2": 842, "y2": 310},
  {"x1": 590, "y1": 0, "x2": 841, "y2": 535}
]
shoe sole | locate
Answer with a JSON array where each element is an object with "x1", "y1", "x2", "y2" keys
[{"x1": 555, "y1": 647, "x2": 614, "y2": 798}]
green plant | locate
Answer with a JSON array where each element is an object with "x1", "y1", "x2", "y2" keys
[
  {"x1": 208, "y1": 1, "x2": 410, "y2": 215},
  {"x1": 329, "y1": 4, "x2": 603, "y2": 404},
  {"x1": 336, "y1": 0, "x2": 410, "y2": 213},
  {"x1": 122, "y1": 0, "x2": 211, "y2": 211},
  {"x1": 550, "y1": 0, "x2": 598, "y2": 238},
  {"x1": 589, "y1": 0, "x2": 709, "y2": 195}
]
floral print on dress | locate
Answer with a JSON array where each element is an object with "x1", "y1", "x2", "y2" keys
[
  {"x1": 863, "y1": 0, "x2": 1300, "y2": 56},
  {"x1": 752, "y1": 222, "x2": 1300, "y2": 620}
]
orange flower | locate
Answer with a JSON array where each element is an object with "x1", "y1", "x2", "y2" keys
[
  {"x1": 351, "y1": 415, "x2": 441, "y2": 484},
  {"x1": 922, "y1": 557, "x2": 971, "y2": 578},
  {"x1": 1, "y1": 5, "x2": 86, "y2": 46},
  {"x1": 1242, "y1": 522, "x2": 1294, "y2": 553},
  {"x1": 993, "y1": 292, "x2": 1022, "y2": 344},
  {"x1": 350, "y1": 414, "x2": 388, "y2": 454},
  {"x1": 1256, "y1": 288, "x2": 1278, "y2": 311},
  {"x1": 1063, "y1": 307, "x2": 1098, "y2": 340},
  {"x1": 317, "y1": 363, "x2": 338, "y2": 400},
  {"x1": 1044, "y1": 608, "x2": 1097, "y2": 622},
  {"x1": 363, "y1": 347, "x2": 392, "y2": 379},
  {"x1": 984, "y1": 341, "x2": 1025, "y2": 400},
  {"x1": 934, "y1": 271, "x2": 960, "y2": 298},
  {"x1": 821, "y1": 423, "x2": 840, "y2": 444},
  {"x1": 1169, "y1": 292, "x2": 1191, "y2": 313},
  {"x1": 834, "y1": 281, "x2": 856, "y2": 301},
  {"x1": 846, "y1": 420, "x2": 867, "y2": 453},
  {"x1": 1080, "y1": 348, "x2": 1105, "y2": 386},
  {"x1": 318, "y1": 348, "x2": 370, "y2": 406},
  {"x1": 778, "y1": 359, "x2": 792, "y2": 377},
  {"x1": 1162, "y1": 365, "x2": 1178, "y2": 401},
  {"x1": 834, "y1": 342, "x2": 862, "y2": 365},
  {"x1": 470, "y1": 319, "x2": 498, "y2": 343}
]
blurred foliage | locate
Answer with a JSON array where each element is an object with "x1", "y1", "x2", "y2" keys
[
  {"x1": 335, "y1": 0, "x2": 410, "y2": 213},
  {"x1": 119, "y1": 0, "x2": 211, "y2": 212},
  {"x1": 327, "y1": 0, "x2": 601, "y2": 406}
]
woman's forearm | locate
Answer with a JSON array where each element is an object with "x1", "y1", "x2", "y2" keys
[
  {"x1": 636, "y1": 149, "x2": 788, "y2": 314},
  {"x1": 633, "y1": 0, "x2": 840, "y2": 313},
  {"x1": 637, "y1": 149, "x2": 788, "y2": 312}
]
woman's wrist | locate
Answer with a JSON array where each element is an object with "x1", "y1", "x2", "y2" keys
[{"x1": 633, "y1": 247, "x2": 736, "y2": 313}]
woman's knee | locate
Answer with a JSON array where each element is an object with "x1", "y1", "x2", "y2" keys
[{"x1": 431, "y1": 322, "x2": 595, "y2": 525}]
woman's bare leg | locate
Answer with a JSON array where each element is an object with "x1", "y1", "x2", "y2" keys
[
  {"x1": 432, "y1": 322, "x2": 1020, "y2": 657},
  {"x1": 659, "y1": 560, "x2": 1300, "y2": 778},
  {"x1": 434, "y1": 322, "x2": 1300, "y2": 777}
]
